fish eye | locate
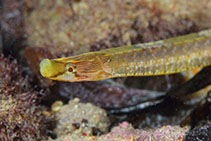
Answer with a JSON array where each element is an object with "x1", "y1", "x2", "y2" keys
[
  {"x1": 68, "y1": 66, "x2": 74, "y2": 72},
  {"x1": 65, "y1": 63, "x2": 76, "y2": 73}
]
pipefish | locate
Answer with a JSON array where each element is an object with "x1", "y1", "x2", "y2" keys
[{"x1": 40, "y1": 29, "x2": 211, "y2": 82}]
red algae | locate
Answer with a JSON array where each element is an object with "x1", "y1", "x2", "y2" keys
[{"x1": 0, "y1": 54, "x2": 50, "y2": 140}]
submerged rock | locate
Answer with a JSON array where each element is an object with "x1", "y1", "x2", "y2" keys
[
  {"x1": 54, "y1": 98, "x2": 110, "y2": 139},
  {"x1": 57, "y1": 121, "x2": 188, "y2": 141}
]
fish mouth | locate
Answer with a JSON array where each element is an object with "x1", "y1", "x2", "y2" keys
[{"x1": 40, "y1": 59, "x2": 65, "y2": 78}]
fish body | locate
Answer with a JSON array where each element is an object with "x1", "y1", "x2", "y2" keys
[{"x1": 40, "y1": 29, "x2": 211, "y2": 82}]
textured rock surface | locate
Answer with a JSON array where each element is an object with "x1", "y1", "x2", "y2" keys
[
  {"x1": 25, "y1": 0, "x2": 211, "y2": 56},
  {"x1": 57, "y1": 121, "x2": 188, "y2": 141},
  {"x1": 54, "y1": 98, "x2": 110, "y2": 137}
]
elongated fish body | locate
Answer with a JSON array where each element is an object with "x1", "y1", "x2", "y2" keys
[
  {"x1": 40, "y1": 29, "x2": 211, "y2": 82},
  {"x1": 104, "y1": 30, "x2": 211, "y2": 77}
]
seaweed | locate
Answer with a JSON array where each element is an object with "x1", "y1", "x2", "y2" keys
[{"x1": 0, "y1": 54, "x2": 49, "y2": 140}]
